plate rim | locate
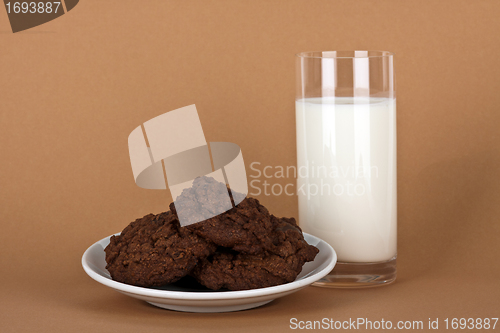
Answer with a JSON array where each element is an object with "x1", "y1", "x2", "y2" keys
[{"x1": 82, "y1": 232, "x2": 336, "y2": 301}]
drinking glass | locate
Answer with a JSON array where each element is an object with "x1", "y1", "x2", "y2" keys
[{"x1": 296, "y1": 51, "x2": 396, "y2": 287}]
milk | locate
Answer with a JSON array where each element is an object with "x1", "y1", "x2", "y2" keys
[{"x1": 296, "y1": 97, "x2": 397, "y2": 262}]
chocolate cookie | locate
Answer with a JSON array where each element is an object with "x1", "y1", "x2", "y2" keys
[
  {"x1": 104, "y1": 211, "x2": 216, "y2": 287},
  {"x1": 180, "y1": 196, "x2": 314, "y2": 257},
  {"x1": 181, "y1": 196, "x2": 319, "y2": 290},
  {"x1": 191, "y1": 240, "x2": 318, "y2": 291},
  {"x1": 171, "y1": 176, "x2": 234, "y2": 226}
]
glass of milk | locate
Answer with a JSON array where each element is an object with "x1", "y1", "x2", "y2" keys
[{"x1": 296, "y1": 51, "x2": 396, "y2": 287}]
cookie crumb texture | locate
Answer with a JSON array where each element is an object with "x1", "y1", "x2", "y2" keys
[{"x1": 105, "y1": 177, "x2": 318, "y2": 290}]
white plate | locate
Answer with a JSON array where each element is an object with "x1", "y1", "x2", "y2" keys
[{"x1": 82, "y1": 232, "x2": 336, "y2": 313}]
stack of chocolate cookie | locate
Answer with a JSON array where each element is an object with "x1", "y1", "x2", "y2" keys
[{"x1": 104, "y1": 178, "x2": 318, "y2": 291}]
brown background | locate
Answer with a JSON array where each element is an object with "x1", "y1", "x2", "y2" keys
[{"x1": 1, "y1": 1, "x2": 499, "y2": 332}]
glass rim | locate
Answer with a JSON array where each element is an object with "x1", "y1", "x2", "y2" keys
[{"x1": 296, "y1": 50, "x2": 394, "y2": 59}]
